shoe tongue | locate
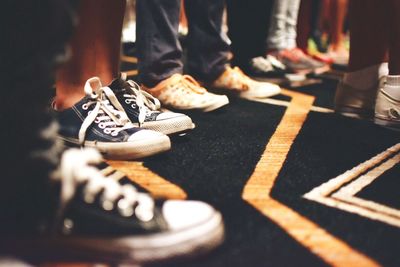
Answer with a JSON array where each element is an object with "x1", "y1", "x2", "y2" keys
[
  {"x1": 109, "y1": 78, "x2": 128, "y2": 94},
  {"x1": 170, "y1": 73, "x2": 183, "y2": 84}
]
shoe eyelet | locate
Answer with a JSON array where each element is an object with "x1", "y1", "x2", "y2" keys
[
  {"x1": 98, "y1": 123, "x2": 106, "y2": 129},
  {"x1": 82, "y1": 104, "x2": 89, "y2": 110},
  {"x1": 131, "y1": 104, "x2": 136, "y2": 108},
  {"x1": 111, "y1": 132, "x2": 118, "y2": 137},
  {"x1": 125, "y1": 99, "x2": 130, "y2": 104},
  {"x1": 104, "y1": 128, "x2": 111, "y2": 134}
]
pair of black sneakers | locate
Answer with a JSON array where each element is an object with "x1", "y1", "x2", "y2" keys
[
  {"x1": 56, "y1": 74, "x2": 195, "y2": 159},
  {"x1": 0, "y1": 76, "x2": 224, "y2": 265}
]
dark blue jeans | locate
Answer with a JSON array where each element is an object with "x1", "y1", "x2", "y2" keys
[
  {"x1": 136, "y1": 0, "x2": 230, "y2": 87},
  {"x1": 226, "y1": 0, "x2": 274, "y2": 66}
]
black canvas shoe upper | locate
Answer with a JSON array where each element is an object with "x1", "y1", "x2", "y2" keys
[
  {"x1": 55, "y1": 80, "x2": 143, "y2": 146},
  {"x1": 53, "y1": 149, "x2": 169, "y2": 236},
  {"x1": 108, "y1": 76, "x2": 163, "y2": 126},
  {"x1": 56, "y1": 96, "x2": 141, "y2": 144},
  {"x1": 0, "y1": 148, "x2": 224, "y2": 265},
  {"x1": 243, "y1": 56, "x2": 286, "y2": 78}
]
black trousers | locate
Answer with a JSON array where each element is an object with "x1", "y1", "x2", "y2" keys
[
  {"x1": 136, "y1": 0, "x2": 230, "y2": 87},
  {"x1": 0, "y1": 0, "x2": 77, "y2": 234},
  {"x1": 226, "y1": 0, "x2": 274, "y2": 66}
]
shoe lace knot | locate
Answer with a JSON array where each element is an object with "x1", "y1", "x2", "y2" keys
[
  {"x1": 79, "y1": 77, "x2": 134, "y2": 145},
  {"x1": 121, "y1": 79, "x2": 162, "y2": 125}
]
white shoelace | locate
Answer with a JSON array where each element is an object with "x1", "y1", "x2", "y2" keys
[
  {"x1": 122, "y1": 80, "x2": 162, "y2": 125},
  {"x1": 79, "y1": 78, "x2": 134, "y2": 145},
  {"x1": 53, "y1": 148, "x2": 155, "y2": 221},
  {"x1": 105, "y1": 74, "x2": 162, "y2": 126}
]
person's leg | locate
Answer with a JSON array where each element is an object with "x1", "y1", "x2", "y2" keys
[
  {"x1": 309, "y1": 0, "x2": 326, "y2": 52},
  {"x1": 343, "y1": 0, "x2": 388, "y2": 88},
  {"x1": 374, "y1": 0, "x2": 400, "y2": 128},
  {"x1": 226, "y1": 0, "x2": 274, "y2": 66},
  {"x1": 347, "y1": 1, "x2": 388, "y2": 72},
  {"x1": 54, "y1": 0, "x2": 172, "y2": 160},
  {"x1": 55, "y1": 0, "x2": 125, "y2": 110},
  {"x1": 1, "y1": 0, "x2": 77, "y2": 234},
  {"x1": 296, "y1": 0, "x2": 312, "y2": 51},
  {"x1": 184, "y1": 0, "x2": 230, "y2": 83},
  {"x1": 136, "y1": 0, "x2": 183, "y2": 88},
  {"x1": 285, "y1": 0, "x2": 301, "y2": 50},
  {"x1": 335, "y1": 0, "x2": 389, "y2": 118},
  {"x1": 267, "y1": 0, "x2": 290, "y2": 51},
  {"x1": 328, "y1": 0, "x2": 348, "y2": 52},
  {"x1": 387, "y1": 0, "x2": 400, "y2": 76}
]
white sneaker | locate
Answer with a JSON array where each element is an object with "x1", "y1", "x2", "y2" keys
[
  {"x1": 143, "y1": 74, "x2": 229, "y2": 112},
  {"x1": 211, "y1": 66, "x2": 281, "y2": 99},
  {"x1": 374, "y1": 83, "x2": 400, "y2": 130}
]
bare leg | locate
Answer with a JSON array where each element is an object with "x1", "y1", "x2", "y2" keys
[
  {"x1": 335, "y1": 0, "x2": 389, "y2": 119},
  {"x1": 55, "y1": 0, "x2": 125, "y2": 110},
  {"x1": 387, "y1": 0, "x2": 400, "y2": 75},
  {"x1": 374, "y1": 0, "x2": 400, "y2": 129},
  {"x1": 328, "y1": 0, "x2": 347, "y2": 52},
  {"x1": 348, "y1": 0, "x2": 388, "y2": 72}
]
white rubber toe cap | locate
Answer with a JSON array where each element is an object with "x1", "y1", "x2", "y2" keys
[
  {"x1": 156, "y1": 112, "x2": 188, "y2": 121},
  {"x1": 128, "y1": 129, "x2": 166, "y2": 142},
  {"x1": 162, "y1": 200, "x2": 216, "y2": 231},
  {"x1": 242, "y1": 83, "x2": 281, "y2": 99}
]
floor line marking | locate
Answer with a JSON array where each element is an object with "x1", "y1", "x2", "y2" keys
[
  {"x1": 106, "y1": 160, "x2": 187, "y2": 200},
  {"x1": 243, "y1": 89, "x2": 380, "y2": 267},
  {"x1": 253, "y1": 97, "x2": 334, "y2": 113},
  {"x1": 305, "y1": 145, "x2": 400, "y2": 228}
]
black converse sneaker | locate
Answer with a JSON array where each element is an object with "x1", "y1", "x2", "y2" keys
[
  {"x1": 0, "y1": 148, "x2": 225, "y2": 265},
  {"x1": 55, "y1": 77, "x2": 171, "y2": 160},
  {"x1": 107, "y1": 74, "x2": 195, "y2": 135}
]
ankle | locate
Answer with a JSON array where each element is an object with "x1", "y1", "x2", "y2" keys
[
  {"x1": 54, "y1": 92, "x2": 84, "y2": 110},
  {"x1": 343, "y1": 63, "x2": 388, "y2": 90}
]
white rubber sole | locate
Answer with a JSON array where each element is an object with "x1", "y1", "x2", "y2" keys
[
  {"x1": 374, "y1": 116, "x2": 400, "y2": 131},
  {"x1": 4, "y1": 212, "x2": 224, "y2": 265},
  {"x1": 239, "y1": 87, "x2": 281, "y2": 100},
  {"x1": 335, "y1": 106, "x2": 374, "y2": 120},
  {"x1": 59, "y1": 134, "x2": 171, "y2": 160},
  {"x1": 203, "y1": 96, "x2": 230, "y2": 112}
]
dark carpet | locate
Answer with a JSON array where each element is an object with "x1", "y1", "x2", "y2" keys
[
  {"x1": 138, "y1": 86, "x2": 399, "y2": 266},
  {"x1": 120, "y1": 51, "x2": 400, "y2": 266}
]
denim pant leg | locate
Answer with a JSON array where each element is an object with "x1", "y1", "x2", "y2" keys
[
  {"x1": 136, "y1": 0, "x2": 183, "y2": 87},
  {"x1": 267, "y1": 0, "x2": 290, "y2": 50},
  {"x1": 184, "y1": 0, "x2": 230, "y2": 83},
  {"x1": 267, "y1": 0, "x2": 301, "y2": 50},
  {"x1": 285, "y1": 0, "x2": 301, "y2": 49},
  {"x1": 226, "y1": 0, "x2": 274, "y2": 66}
]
